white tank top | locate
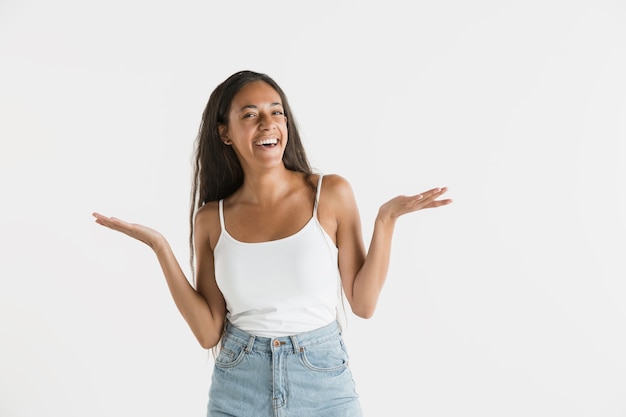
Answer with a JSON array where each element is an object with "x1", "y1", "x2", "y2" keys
[{"x1": 213, "y1": 175, "x2": 340, "y2": 337}]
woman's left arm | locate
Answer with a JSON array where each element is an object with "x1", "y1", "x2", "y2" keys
[{"x1": 332, "y1": 177, "x2": 452, "y2": 318}]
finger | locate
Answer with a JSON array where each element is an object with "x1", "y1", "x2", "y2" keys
[
  {"x1": 92, "y1": 212, "x2": 106, "y2": 221},
  {"x1": 411, "y1": 188, "x2": 442, "y2": 206},
  {"x1": 93, "y1": 214, "x2": 130, "y2": 231},
  {"x1": 92, "y1": 212, "x2": 118, "y2": 226},
  {"x1": 423, "y1": 198, "x2": 453, "y2": 209},
  {"x1": 93, "y1": 213, "x2": 110, "y2": 227},
  {"x1": 423, "y1": 186, "x2": 447, "y2": 197},
  {"x1": 410, "y1": 188, "x2": 451, "y2": 210}
]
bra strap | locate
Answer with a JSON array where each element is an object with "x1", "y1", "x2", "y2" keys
[
  {"x1": 218, "y1": 199, "x2": 226, "y2": 232},
  {"x1": 313, "y1": 174, "x2": 324, "y2": 217}
]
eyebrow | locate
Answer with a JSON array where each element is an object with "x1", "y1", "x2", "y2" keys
[{"x1": 238, "y1": 102, "x2": 283, "y2": 112}]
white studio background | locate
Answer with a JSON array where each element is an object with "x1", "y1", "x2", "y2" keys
[{"x1": 1, "y1": 1, "x2": 625, "y2": 416}]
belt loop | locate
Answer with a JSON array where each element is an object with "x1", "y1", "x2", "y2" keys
[
  {"x1": 289, "y1": 335, "x2": 301, "y2": 354},
  {"x1": 245, "y1": 335, "x2": 255, "y2": 353}
]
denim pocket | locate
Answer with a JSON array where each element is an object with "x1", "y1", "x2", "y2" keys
[
  {"x1": 214, "y1": 336, "x2": 247, "y2": 369},
  {"x1": 300, "y1": 337, "x2": 349, "y2": 372}
]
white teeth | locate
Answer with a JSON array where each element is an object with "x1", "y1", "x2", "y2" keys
[{"x1": 255, "y1": 138, "x2": 278, "y2": 145}]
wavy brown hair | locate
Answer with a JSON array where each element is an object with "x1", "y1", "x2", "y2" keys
[{"x1": 189, "y1": 70, "x2": 314, "y2": 279}]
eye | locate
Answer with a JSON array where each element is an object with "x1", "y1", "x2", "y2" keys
[
  {"x1": 272, "y1": 109, "x2": 284, "y2": 116},
  {"x1": 243, "y1": 112, "x2": 257, "y2": 119}
]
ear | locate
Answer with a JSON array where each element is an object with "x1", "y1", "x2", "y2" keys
[{"x1": 218, "y1": 124, "x2": 231, "y2": 144}]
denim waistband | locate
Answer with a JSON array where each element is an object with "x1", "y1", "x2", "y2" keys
[{"x1": 222, "y1": 320, "x2": 342, "y2": 354}]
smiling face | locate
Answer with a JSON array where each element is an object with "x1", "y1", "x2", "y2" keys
[{"x1": 219, "y1": 80, "x2": 288, "y2": 172}]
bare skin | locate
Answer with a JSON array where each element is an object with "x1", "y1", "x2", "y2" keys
[{"x1": 93, "y1": 80, "x2": 452, "y2": 348}]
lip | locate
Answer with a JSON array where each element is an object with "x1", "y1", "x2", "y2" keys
[{"x1": 253, "y1": 137, "x2": 280, "y2": 147}]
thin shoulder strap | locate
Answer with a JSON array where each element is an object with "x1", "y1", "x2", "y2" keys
[
  {"x1": 313, "y1": 174, "x2": 324, "y2": 217},
  {"x1": 218, "y1": 199, "x2": 226, "y2": 231}
]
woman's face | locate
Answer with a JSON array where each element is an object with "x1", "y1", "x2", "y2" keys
[{"x1": 220, "y1": 80, "x2": 288, "y2": 171}]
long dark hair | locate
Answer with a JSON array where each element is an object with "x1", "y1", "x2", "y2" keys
[{"x1": 189, "y1": 70, "x2": 314, "y2": 278}]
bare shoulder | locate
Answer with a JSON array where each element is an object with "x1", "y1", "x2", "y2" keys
[
  {"x1": 319, "y1": 174, "x2": 358, "y2": 216},
  {"x1": 195, "y1": 200, "x2": 219, "y2": 222},
  {"x1": 321, "y1": 174, "x2": 355, "y2": 200},
  {"x1": 194, "y1": 201, "x2": 221, "y2": 249}
]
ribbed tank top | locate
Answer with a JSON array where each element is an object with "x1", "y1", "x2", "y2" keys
[{"x1": 213, "y1": 175, "x2": 340, "y2": 337}]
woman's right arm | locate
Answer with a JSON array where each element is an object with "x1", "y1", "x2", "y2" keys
[
  {"x1": 191, "y1": 204, "x2": 227, "y2": 348},
  {"x1": 92, "y1": 210, "x2": 226, "y2": 349}
]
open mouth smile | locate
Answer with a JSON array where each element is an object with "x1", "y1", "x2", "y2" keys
[{"x1": 254, "y1": 138, "x2": 279, "y2": 148}]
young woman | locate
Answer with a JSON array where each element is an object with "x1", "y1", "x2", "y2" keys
[{"x1": 93, "y1": 70, "x2": 452, "y2": 416}]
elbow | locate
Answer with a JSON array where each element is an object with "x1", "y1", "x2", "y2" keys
[
  {"x1": 198, "y1": 338, "x2": 213, "y2": 350},
  {"x1": 195, "y1": 328, "x2": 223, "y2": 350},
  {"x1": 348, "y1": 293, "x2": 379, "y2": 319},
  {"x1": 198, "y1": 334, "x2": 220, "y2": 350},
  {"x1": 352, "y1": 304, "x2": 377, "y2": 319}
]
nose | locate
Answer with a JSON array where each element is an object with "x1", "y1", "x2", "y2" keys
[{"x1": 258, "y1": 111, "x2": 276, "y2": 130}]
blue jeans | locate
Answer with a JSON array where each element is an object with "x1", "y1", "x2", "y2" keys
[{"x1": 207, "y1": 321, "x2": 363, "y2": 417}]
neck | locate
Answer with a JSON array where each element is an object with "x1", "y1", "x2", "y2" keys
[{"x1": 238, "y1": 167, "x2": 303, "y2": 206}]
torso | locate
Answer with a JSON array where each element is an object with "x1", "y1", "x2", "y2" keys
[
  {"x1": 212, "y1": 172, "x2": 341, "y2": 337},
  {"x1": 205, "y1": 173, "x2": 339, "y2": 250}
]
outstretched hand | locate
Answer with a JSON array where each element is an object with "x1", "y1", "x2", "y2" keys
[
  {"x1": 92, "y1": 212, "x2": 166, "y2": 250},
  {"x1": 379, "y1": 187, "x2": 452, "y2": 221}
]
